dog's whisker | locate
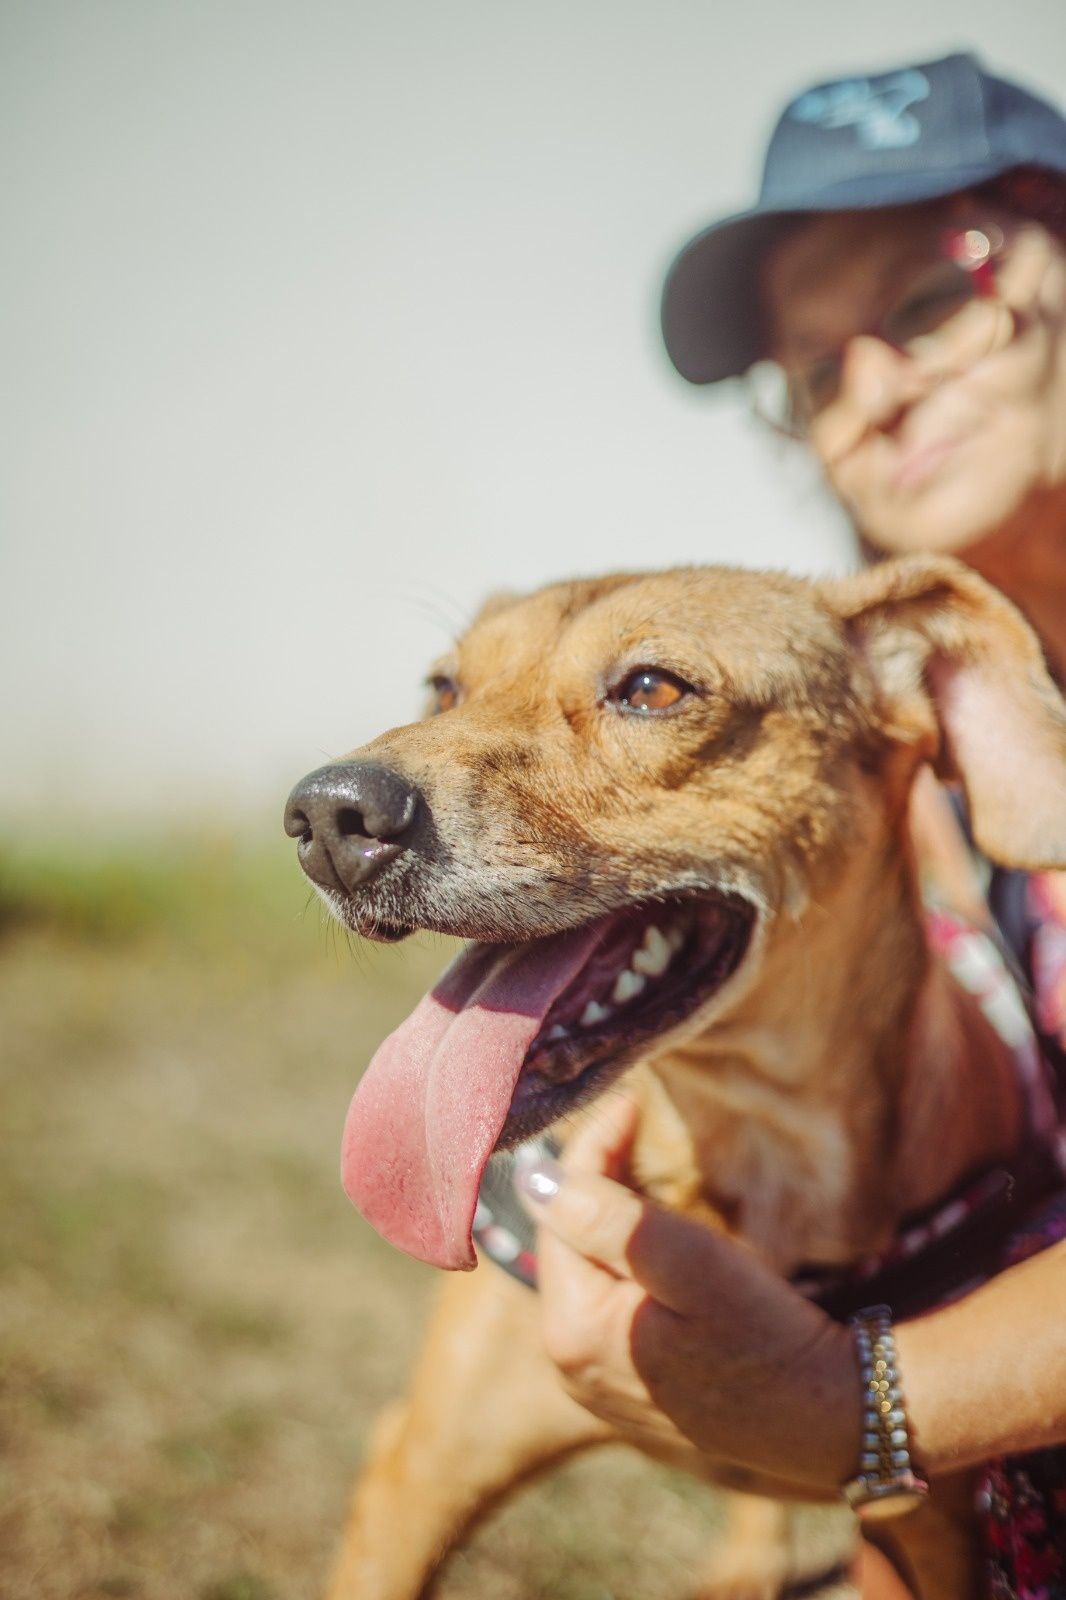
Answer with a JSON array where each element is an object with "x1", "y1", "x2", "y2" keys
[{"x1": 394, "y1": 581, "x2": 474, "y2": 641}]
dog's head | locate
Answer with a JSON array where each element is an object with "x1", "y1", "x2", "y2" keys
[{"x1": 285, "y1": 556, "x2": 1066, "y2": 1268}]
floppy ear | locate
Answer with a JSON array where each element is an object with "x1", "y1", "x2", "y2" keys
[{"x1": 819, "y1": 556, "x2": 1066, "y2": 870}]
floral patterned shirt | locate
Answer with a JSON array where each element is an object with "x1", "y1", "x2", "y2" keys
[{"x1": 981, "y1": 871, "x2": 1066, "y2": 1600}]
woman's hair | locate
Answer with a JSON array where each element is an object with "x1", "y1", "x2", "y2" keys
[{"x1": 979, "y1": 166, "x2": 1066, "y2": 243}]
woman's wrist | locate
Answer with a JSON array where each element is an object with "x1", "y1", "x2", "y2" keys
[
  {"x1": 895, "y1": 1304, "x2": 993, "y2": 1476},
  {"x1": 759, "y1": 1238, "x2": 1066, "y2": 1494},
  {"x1": 894, "y1": 1240, "x2": 1066, "y2": 1475},
  {"x1": 841, "y1": 1307, "x2": 929, "y2": 1517}
]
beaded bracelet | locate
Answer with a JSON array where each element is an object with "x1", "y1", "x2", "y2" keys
[{"x1": 841, "y1": 1304, "x2": 929, "y2": 1519}]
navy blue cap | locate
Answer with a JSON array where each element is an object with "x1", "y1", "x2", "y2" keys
[{"x1": 662, "y1": 52, "x2": 1066, "y2": 384}]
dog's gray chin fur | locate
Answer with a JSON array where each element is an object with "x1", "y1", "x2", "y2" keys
[{"x1": 315, "y1": 862, "x2": 771, "y2": 950}]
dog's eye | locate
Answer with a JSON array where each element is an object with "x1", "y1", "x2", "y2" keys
[
  {"x1": 427, "y1": 675, "x2": 460, "y2": 715},
  {"x1": 609, "y1": 667, "x2": 693, "y2": 714}
]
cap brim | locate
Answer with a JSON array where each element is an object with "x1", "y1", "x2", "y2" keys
[
  {"x1": 660, "y1": 159, "x2": 1046, "y2": 386},
  {"x1": 661, "y1": 209, "x2": 792, "y2": 386}
]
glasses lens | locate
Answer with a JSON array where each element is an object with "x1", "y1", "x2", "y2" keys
[
  {"x1": 747, "y1": 360, "x2": 806, "y2": 438},
  {"x1": 794, "y1": 353, "x2": 843, "y2": 422},
  {"x1": 750, "y1": 233, "x2": 1006, "y2": 445},
  {"x1": 885, "y1": 260, "x2": 1001, "y2": 369}
]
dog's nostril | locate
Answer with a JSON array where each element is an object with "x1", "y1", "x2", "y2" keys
[
  {"x1": 284, "y1": 800, "x2": 313, "y2": 841},
  {"x1": 284, "y1": 761, "x2": 422, "y2": 891},
  {"x1": 337, "y1": 807, "x2": 369, "y2": 839}
]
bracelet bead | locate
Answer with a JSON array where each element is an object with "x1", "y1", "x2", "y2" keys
[{"x1": 841, "y1": 1304, "x2": 929, "y2": 1520}]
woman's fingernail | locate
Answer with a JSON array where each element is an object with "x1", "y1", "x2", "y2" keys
[{"x1": 514, "y1": 1157, "x2": 562, "y2": 1204}]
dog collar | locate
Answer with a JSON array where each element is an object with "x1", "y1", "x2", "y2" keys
[
  {"x1": 792, "y1": 1147, "x2": 1064, "y2": 1321},
  {"x1": 472, "y1": 1137, "x2": 556, "y2": 1290}
]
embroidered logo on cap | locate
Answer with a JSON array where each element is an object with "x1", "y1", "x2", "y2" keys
[{"x1": 789, "y1": 70, "x2": 931, "y2": 151}]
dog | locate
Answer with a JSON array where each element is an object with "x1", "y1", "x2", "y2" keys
[{"x1": 284, "y1": 555, "x2": 1066, "y2": 1600}]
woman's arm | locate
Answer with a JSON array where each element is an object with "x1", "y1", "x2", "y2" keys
[
  {"x1": 899, "y1": 1237, "x2": 1066, "y2": 1472},
  {"x1": 519, "y1": 1096, "x2": 1066, "y2": 1496}
]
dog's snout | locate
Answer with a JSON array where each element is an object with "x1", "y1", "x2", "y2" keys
[{"x1": 284, "y1": 761, "x2": 420, "y2": 893}]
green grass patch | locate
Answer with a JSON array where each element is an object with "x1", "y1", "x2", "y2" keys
[
  {"x1": 95, "y1": 1575, "x2": 142, "y2": 1597},
  {"x1": 186, "y1": 1297, "x2": 292, "y2": 1352},
  {"x1": 108, "y1": 1493, "x2": 174, "y2": 1540},
  {"x1": 0, "y1": 833, "x2": 327, "y2": 959},
  {"x1": 160, "y1": 1402, "x2": 274, "y2": 1486},
  {"x1": 200, "y1": 1576, "x2": 276, "y2": 1600},
  {"x1": 0, "y1": 833, "x2": 458, "y2": 993},
  {"x1": 0, "y1": 1166, "x2": 176, "y2": 1304}
]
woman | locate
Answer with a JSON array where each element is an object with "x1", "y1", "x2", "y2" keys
[{"x1": 516, "y1": 51, "x2": 1066, "y2": 1598}]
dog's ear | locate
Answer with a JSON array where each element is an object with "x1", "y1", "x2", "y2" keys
[{"x1": 819, "y1": 555, "x2": 1066, "y2": 870}]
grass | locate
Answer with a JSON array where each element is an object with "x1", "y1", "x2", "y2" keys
[
  {"x1": 0, "y1": 833, "x2": 852, "y2": 1599},
  {"x1": 0, "y1": 832, "x2": 386, "y2": 963}
]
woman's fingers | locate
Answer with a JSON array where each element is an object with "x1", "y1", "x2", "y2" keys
[
  {"x1": 512, "y1": 1120, "x2": 860, "y2": 1488},
  {"x1": 517, "y1": 1135, "x2": 832, "y2": 1344},
  {"x1": 516, "y1": 1157, "x2": 642, "y2": 1280},
  {"x1": 520, "y1": 1089, "x2": 732, "y2": 1311},
  {"x1": 532, "y1": 1216, "x2": 644, "y2": 1378},
  {"x1": 561, "y1": 1093, "x2": 641, "y2": 1181},
  {"x1": 517, "y1": 1154, "x2": 738, "y2": 1317}
]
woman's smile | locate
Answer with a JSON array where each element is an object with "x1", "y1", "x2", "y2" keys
[{"x1": 891, "y1": 430, "x2": 966, "y2": 493}]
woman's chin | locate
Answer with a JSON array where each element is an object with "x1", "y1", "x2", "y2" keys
[
  {"x1": 859, "y1": 467, "x2": 1037, "y2": 559},
  {"x1": 852, "y1": 418, "x2": 1052, "y2": 560}
]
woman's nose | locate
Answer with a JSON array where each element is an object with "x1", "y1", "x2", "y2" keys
[{"x1": 838, "y1": 333, "x2": 931, "y2": 435}]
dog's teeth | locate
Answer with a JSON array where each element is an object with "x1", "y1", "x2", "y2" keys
[
  {"x1": 580, "y1": 1000, "x2": 611, "y2": 1028},
  {"x1": 666, "y1": 926, "x2": 686, "y2": 954},
  {"x1": 633, "y1": 924, "x2": 671, "y2": 976},
  {"x1": 547, "y1": 1024, "x2": 569, "y2": 1042},
  {"x1": 612, "y1": 969, "x2": 646, "y2": 1004}
]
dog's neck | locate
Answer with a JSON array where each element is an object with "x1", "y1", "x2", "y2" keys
[{"x1": 630, "y1": 819, "x2": 1024, "y2": 1275}]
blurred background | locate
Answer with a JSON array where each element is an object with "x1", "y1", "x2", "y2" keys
[{"x1": 2, "y1": 3, "x2": 1063, "y2": 1597}]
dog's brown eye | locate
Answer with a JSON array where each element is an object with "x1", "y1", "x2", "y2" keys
[
  {"x1": 428, "y1": 676, "x2": 459, "y2": 715},
  {"x1": 610, "y1": 668, "x2": 692, "y2": 714}
]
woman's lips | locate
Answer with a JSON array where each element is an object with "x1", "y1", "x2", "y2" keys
[{"x1": 891, "y1": 433, "x2": 965, "y2": 493}]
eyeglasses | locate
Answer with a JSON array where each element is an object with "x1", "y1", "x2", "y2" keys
[{"x1": 748, "y1": 225, "x2": 1012, "y2": 453}]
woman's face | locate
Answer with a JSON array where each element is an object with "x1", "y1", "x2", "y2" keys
[{"x1": 761, "y1": 202, "x2": 1066, "y2": 558}]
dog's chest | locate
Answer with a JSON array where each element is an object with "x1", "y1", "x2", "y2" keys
[{"x1": 632, "y1": 1065, "x2": 858, "y2": 1272}]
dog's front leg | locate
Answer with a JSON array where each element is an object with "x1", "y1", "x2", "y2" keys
[
  {"x1": 694, "y1": 1494, "x2": 799, "y2": 1600},
  {"x1": 324, "y1": 1260, "x2": 612, "y2": 1600}
]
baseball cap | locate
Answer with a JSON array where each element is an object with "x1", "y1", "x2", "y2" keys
[{"x1": 661, "y1": 52, "x2": 1066, "y2": 385}]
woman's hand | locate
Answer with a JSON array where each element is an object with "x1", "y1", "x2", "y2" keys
[{"x1": 516, "y1": 1095, "x2": 861, "y2": 1497}]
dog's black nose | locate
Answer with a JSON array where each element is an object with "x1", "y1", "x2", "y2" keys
[{"x1": 284, "y1": 761, "x2": 420, "y2": 893}]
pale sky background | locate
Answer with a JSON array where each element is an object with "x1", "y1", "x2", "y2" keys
[{"x1": 2, "y1": 1, "x2": 1064, "y2": 831}]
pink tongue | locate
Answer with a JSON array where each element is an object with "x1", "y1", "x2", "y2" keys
[{"x1": 341, "y1": 922, "x2": 606, "y2": 1269}]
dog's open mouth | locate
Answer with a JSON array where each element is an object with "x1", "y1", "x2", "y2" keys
[
  {"x1": 505, "y1": 894, "x2": 753, "y2": 1146},
  {"x1": 340, "y1": 890, "x2": 756, "y2": 1271}
]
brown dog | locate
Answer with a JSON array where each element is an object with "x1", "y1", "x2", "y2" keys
[{"x1": 284, "y1": 556, "x2": 1066, "y2": 1600}]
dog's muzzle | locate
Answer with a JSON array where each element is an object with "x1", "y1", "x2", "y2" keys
[{"x1": 284, "y1": 761, "x2": 420, "y2": 895}]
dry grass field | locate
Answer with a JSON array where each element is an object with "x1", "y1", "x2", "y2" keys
[{"x1": 0, "y1": 836, "x2": 850, "y2": 1600}]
